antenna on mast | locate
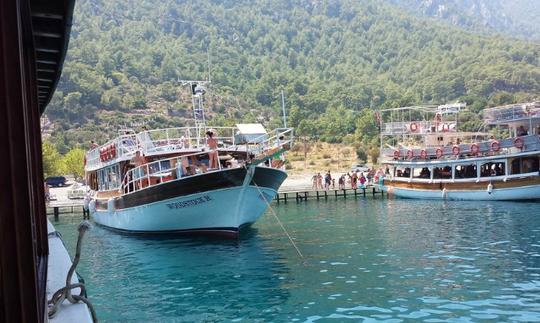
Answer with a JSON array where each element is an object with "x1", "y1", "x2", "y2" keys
[
  {"x1": 281, "y1": 90, "x2": 287, "y2": 128},
  {"x1": 178, "y1": 80, "x2": 210, "y2": 129}
]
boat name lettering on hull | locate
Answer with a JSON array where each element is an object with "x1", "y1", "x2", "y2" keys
[{"x1": 166, "y1": 195, "x2": 212, "y2": 209}]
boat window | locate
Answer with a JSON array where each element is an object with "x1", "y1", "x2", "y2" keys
[
  {"x1": 433, "y1": 165, "x2": 452, "y2": 179},
  {"x1": 148, "y1": 160, "x2": 171, "y2": 174},
  {"x1": 480, "y1": 162, "x2": 505, "y2": 177},
  {"x1": 412, "y1": 167, "x2": 431, "y2": 179},
  {"x1": 394, "y1": 166, "x2": 411, "y2": 178},
  {"x1": 511, "y1": 157, "x2": 540, "y2": 174},
  {"x1": 522, "y1": 157, "x2": 539, "y2": 173},
  {"x1": 454, "y1": 164, "x2": 476, "y2": 179},
  {"x1": 96, "y1": 164, "x2": 122, "y2": 191}
]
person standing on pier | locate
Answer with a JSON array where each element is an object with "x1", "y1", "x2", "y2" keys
[
  {"x1": 359, "y1": 173, "x2": 366, "y2": 189},
  {"x1": 324, "y1": 171, "x2": 332, "y2": 190},
  {"x1": 351, "y1": 171, "x2": 358, "y2": 189},
  {"x1": 338, "y1": 175, "x2": 345, "y2": 189}
]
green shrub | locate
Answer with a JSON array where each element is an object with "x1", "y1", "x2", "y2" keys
[{"x1": 356, "y1": 147, "x2": 367, "y2": 162}]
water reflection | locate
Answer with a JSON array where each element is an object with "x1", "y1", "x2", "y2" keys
[
  {"x1": 54, "y1": 198, "x2": 540, "y2": 322},
  {"x1": 55, "y1": 222, "x2": 290, "y2": 321}
]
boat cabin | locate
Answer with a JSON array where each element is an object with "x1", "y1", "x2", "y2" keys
[{"x1": 85, "y1": 124, "x2": 294, "y2": 196}]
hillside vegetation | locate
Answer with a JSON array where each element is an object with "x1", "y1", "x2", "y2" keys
[
  {"x1": 388, "y1": 0, "x2": 540, "y2": 40},
  {"x1": 46, "y1": 0, "x2": 540, "y2": 154}
]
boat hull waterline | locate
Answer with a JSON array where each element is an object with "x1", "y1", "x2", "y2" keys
[
  {"x1": 90, "y1": 167, "x2": 286, "y2": 236},
  {"x1": 381, "y1": 183, "x2": 540, "y2": 200}
]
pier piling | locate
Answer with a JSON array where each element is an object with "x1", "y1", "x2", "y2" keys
[{"x1": 276, "y1": 185, "x2": 384, "y2": 203}]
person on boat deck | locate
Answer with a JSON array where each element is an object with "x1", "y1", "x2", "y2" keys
[
  {"x1": 517, "y1": 125, "x2": 528, "y2": 136},
  {"x1": 171, "y1": 158, "x2": 187, "y2": 178},
  {"x1": 419, "y1": 167, "x2": 430, "y2": 178},
  {"x1": 206, "y1": 130, "x2": 219, "y2": 169},
  {"x1": 90, "y1": 140, "x2": 99, "y2": 149},
  {"x1": 182, "y1": 129, "x2": 191, "y2": 148},
  {"x1": 403, "y1": 168, "x2": 411, "y2": 178},
  {"x1": 131, "y1": 150, "x2": 147, "y2": 183}
]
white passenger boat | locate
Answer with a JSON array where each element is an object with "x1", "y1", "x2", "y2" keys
[
  {"x1": 378, "y1": 102, "x2": 540, "y2": 200},
  {"x1": 84, "y1": 82, "x2": 293, "y2": 237}
]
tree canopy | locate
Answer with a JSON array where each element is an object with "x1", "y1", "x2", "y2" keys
[{"x1": 44, "y1": 0, "x2": 540, "y2": 152}]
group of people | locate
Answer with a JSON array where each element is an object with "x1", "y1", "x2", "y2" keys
[
  {"x1": 311, "y1": 168, "x2": 382, "y2": 190},
  {"x1": 311, "y1": 171, "x2": 335, "y2": 190}
]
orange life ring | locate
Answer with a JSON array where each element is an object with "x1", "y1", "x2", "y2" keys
[
  {"x1": 514, "y1": 137, "x2": 524, "y2": 149},
  {"x1": 470, "y1": 143, "x2": 479, "y2": 155},
  {"x1": 452, "y1": 145, "x2": 460, "y2": 156},
  {"x1": 420, "y1": 149, "x2": 427, "y2": 159},
  {"x1": 406, "y1": 150, "x2": 414, "y2": 159},
  {"x1": 435, "y1": 147, "x2": 443, "y2": 158},
  {"x1": 409, "y1": 122, "x2": 418, "y2": 132},
  {"x1": 393, "y1": 150, "x2": 400, "y2": 159},
  {"x1": 442, "y1": 123, "x2": 450, "y2": 132},
  {"x1": 491, "y1": 140, "x2": 500, "y2": 152}
]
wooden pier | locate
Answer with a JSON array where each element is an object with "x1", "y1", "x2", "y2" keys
[
  {"x1": 46, "y1": 201, "x2": 90, "y2": 220},
  {"x1": 276, "y1": 185, "x2": 385, "y2": 203}
]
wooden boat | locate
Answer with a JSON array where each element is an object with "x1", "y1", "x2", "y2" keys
[
  {"x1": 84, "y1": 82, "x2": 293, "y2": 236},
  {"x1": 377, "y1": 102, "x2": 540, "y2": 200}
]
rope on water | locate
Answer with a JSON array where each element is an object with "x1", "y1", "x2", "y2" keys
[
  {"x1": 48, "y1": 220, "x2": 98, "y2": 322},
  {"x1": 251, "y1": 177, "x2": 304, "y2": 259}
]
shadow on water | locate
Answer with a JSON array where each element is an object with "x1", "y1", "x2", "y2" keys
[
  {"x1": 53, "y1": 198, "x2": 540, "y2": 322},
  {"x1": 57, "y1": 219, "x2": 291, "y2": 322}
]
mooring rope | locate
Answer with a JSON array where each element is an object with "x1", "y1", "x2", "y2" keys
[
  {"x1": 48, "y1": 220, "x2": 98, "y2": 322},
  {"x1": 251, "y1": 176, "x2": 304, "y2": 259}
]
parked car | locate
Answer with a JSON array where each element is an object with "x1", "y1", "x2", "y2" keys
[
  {"x1": 351, "y1": 164, "x2": 370, "y2": 173},
  {"x1": 68, "y1": 183, "x2": 87, "y2": 199},
  {"x1": 45, "y1": 176, "x2": 67, "y2": 187}
]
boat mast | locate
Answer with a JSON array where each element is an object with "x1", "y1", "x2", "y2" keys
[{"x1": 179, "y1": 80, "x2": 210, "y2": 145}]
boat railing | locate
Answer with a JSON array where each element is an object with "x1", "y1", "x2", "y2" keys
[
  {"x1": 85, "y1": 134, "x2": 138, "y2": 169},
  {"x1": 87, "y1": 126, "x2": 294, "y2": 171},
  {"x1": 122, "y1": 150, "x2": 229, "y2": 195},
  {"x1": 381, "y1": 134, "x2": 540, "y2": 160},
  {"x1": 388, "y1": 169, "x2": 539, "y2": 184},
  {"x1": 483, "y1": 102, "x2": 540, "y2": 124},
  {"x1": 136, "y1": 126, "x2": 237, "y2": 155},
  {"x1": 121, "y1": 128, "x2": 294, "y2": 195},
  {"x1": 248, "y1": 127, "x2": 294, "y2": 156},
  {"x1": 381, "y1": 121, "x2": 456, "y2": 135}
]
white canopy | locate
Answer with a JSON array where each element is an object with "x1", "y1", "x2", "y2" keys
[{"x1": 235, "y1": 123, "x2": 267, "y2": 134}]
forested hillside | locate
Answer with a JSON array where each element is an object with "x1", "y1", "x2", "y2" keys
[
  {"x1": 388, "y1": 0, "x2": 540, "y2": 40},
  {"x1": 46, "y1": 0, "x2": 540, "y2": 153}
]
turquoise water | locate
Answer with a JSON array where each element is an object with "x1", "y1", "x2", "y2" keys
[{"x1": 53, "y1": 199, "x2": 540, "y2": 322}]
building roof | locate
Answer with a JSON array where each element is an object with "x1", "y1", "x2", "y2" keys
[{"x1": 30, "y1": 0, "x2": 76, "y2": 113}]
